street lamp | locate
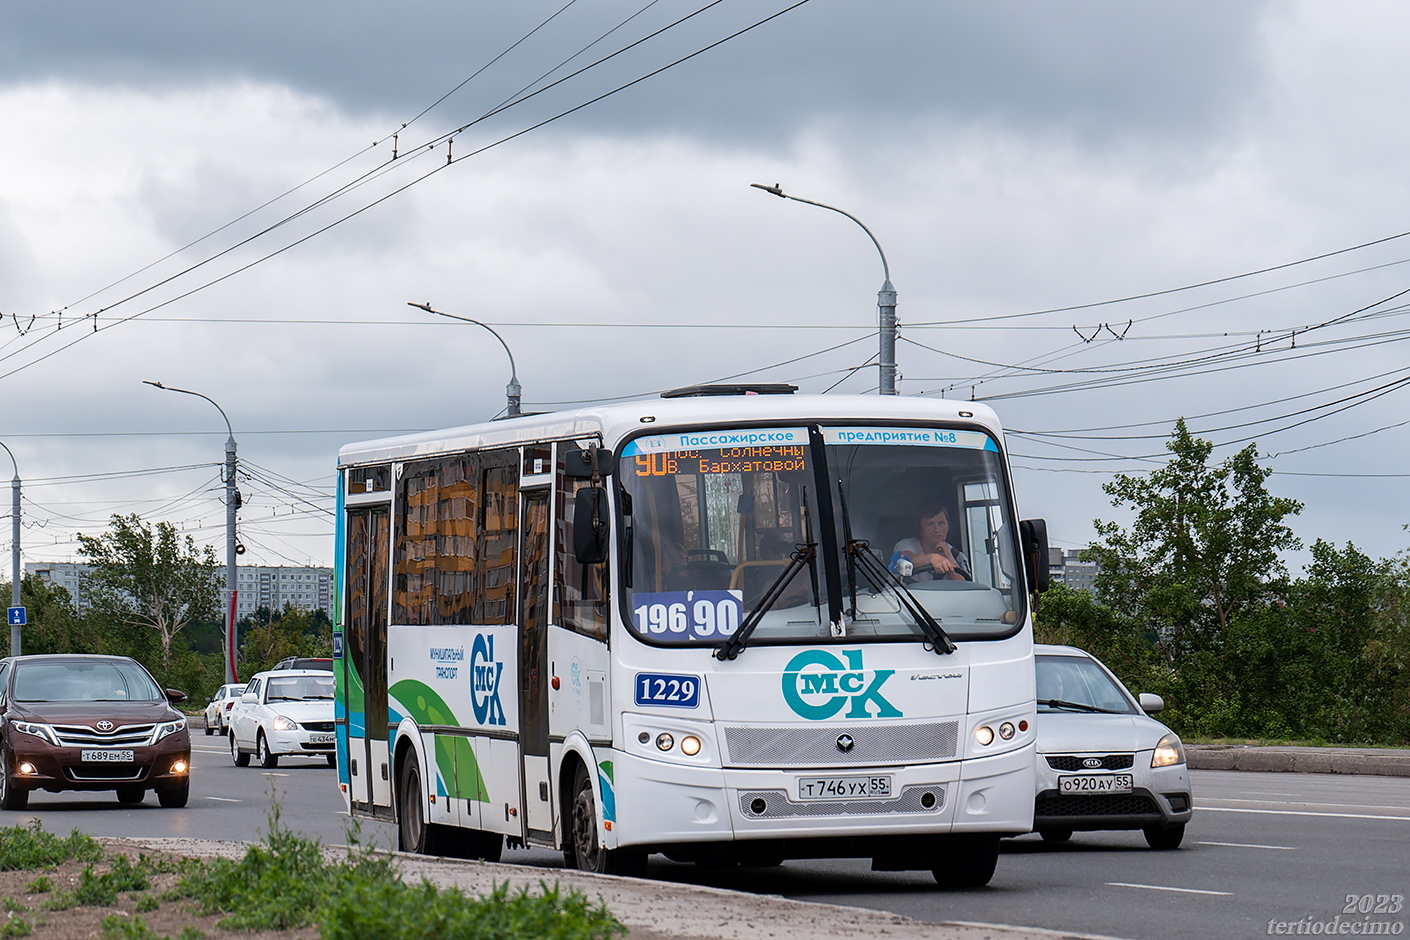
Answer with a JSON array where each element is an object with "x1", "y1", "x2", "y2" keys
[
  {"x1": 0, "y1": 441, "x2": 19, "y2": 656},
  {"x1": 143, "y1": 381, "x2": 239, "y2": 684},
  {"x1": 751, "y1": 183, "x2": 899, "y2": 396},
  {"x1": 408, "y1": 301, "x2": 523, "y2": 417}
]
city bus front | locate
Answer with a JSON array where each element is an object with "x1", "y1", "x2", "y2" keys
[{"x1": 602, "y1": 418, "x2": 1037, "y2": 884}]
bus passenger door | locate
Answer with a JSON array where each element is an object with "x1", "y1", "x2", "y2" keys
[
  {"x1": 518, "y1": 487, "x2": 554, "y2": 841},
  {"x1": 343, "y1": 505, "x2": 392, "y2": 815}
]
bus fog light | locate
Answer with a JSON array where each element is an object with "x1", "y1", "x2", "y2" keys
[
  {"x1": 17, "y1": 762, "x2": 35, "y2": 776},
  {"x1": 680, "y1": 735, "x2": 701, "y2": 756},
  {"x1": 974, "y1": 725, "x2": 995, "y2": 746},
  {"x1": 921, "y1": 791, "x2": 936, "y2": 809},
  {"x1": 655, "y1": 733, "x2": 674, "y2": 751},
  {"x1": 750, "y1": 798, "x2": 767, "y2": 815},
  {"x1": 999, "y1": 722, "x2": 1015, "y2": 740}
]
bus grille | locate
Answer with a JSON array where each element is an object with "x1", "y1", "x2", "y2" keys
[
  {"x1": 722, "y1": 721, "x2": 958, "y2": 767},
  {"x1": 738, "y1": 785, "x2": 945, "y2": 819}
]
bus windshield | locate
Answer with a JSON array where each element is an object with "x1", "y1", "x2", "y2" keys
[{"x1": 620, "y1": 424, "x2": 1024, "y2": 647}]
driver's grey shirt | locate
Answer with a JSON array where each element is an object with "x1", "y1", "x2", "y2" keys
[{"x1": 893, "y1": 537, "x2": 971, "y2": 580}]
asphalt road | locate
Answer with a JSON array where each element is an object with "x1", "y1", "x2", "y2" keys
[{"x1": 6, "y1": 736, "x2": 1408, "y2": 940}]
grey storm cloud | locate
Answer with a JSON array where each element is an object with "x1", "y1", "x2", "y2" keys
[{"x1": 1, "y1": 1, "x2": 1270, "y2": 147}]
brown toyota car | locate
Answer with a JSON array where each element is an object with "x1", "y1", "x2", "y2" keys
[{"x1": 0, "y1": 655, "x2": 191, "y2": 809}]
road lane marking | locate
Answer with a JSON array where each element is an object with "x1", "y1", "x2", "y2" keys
[
  {"x1": 206, "y1": 797, "x2": 241, "y2": 802},
  {"x1": 1195, "y1": 841, "x2": 1295, "y2": 850},
  {"x1": 1201, "y1": 806, "x2": 1410, "y2": 821},
  {"x1": 1107, "y1": 882, "x2": 1232, "y2": 896},
  {"x1": 1210, "y1": 797, "x2": 1409, "y2": 811}
]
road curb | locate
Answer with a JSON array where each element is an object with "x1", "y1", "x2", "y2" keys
[{"x1": 1186, "y1": 744, "x2": 1410, "y2": 776}]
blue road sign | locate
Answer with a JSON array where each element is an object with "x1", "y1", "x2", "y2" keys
[{"x1": 7, "y1": 607, "x2": 25, "y2": 626}]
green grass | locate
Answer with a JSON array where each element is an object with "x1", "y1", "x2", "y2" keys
[{"x1": 0, "y1": 822, "x2": 102, "y2": 871}]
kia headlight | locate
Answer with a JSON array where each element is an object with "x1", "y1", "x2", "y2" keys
[
  {"x1": 1151, "y1": 732, "x2": 1185, "y2": 768},
  {"x1": 12, "y1": 721, "x2": 59, "y2": 746},
  {"x1": 271, "y1": 715, "x2": 299, "y2": 732},
  {"x1": 152, "y1": 718, "x2": 187, "y2": 743}
]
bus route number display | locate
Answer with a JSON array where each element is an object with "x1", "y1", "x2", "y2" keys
[
  {"x1": 632, "y1": 590, "x2": 744, "y2": 642},
  {"x1": 634, "y1": 445, "x2": 807, "y2": 477}
]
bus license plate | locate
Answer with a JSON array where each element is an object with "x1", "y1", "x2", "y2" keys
[
  {"x1": 81, "y1": 749, "x2": 134, "y2": 763},
  {"x1": 1058, "y1": 773, "x2": 1133, "y2": 794},
  {"x1": 797, "y1": 775, "x2": 892, "y2": 801},
  {"x1": 309, "y1": 733, "x2": 335, "y2": 744}
]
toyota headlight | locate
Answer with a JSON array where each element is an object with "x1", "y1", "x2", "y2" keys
[
  {"x1": 1151, "y1": 732, "x2": 1185, "y2": 768},
  {"x1": 271, "y1": 715, "x2": 299, "y2": 732},
  {"x1": 152, "y1": 718, "x2": 187, "y2": 743},
  {"x1": 13, "y1": 721, "x2": 59, "y2": 746}
]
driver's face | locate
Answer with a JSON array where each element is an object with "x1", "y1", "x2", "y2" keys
[{"x1": 919, "y1": 511, "x2": 949, "y2": 546}]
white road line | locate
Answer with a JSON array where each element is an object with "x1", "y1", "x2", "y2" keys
[
  {"x1": 206, "y1": 797, "x2": 241, "y2": 802},
  {"x1": 1195, "y1": 841, "x2": 1295, "y2": 850},
  {"x1": 1211, "y1": 797, "x2": 1408, "y2": 811},
  {"x1": 1201, "y1": 806, "x2": 1410, "y2": 822},
  {"x1": 1107, "y1": 882, "x2": 1233, "y2": 896}
]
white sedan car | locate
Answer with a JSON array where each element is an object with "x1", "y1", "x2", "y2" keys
[
  {"x1": 1033, "y1": 645, "x2": 1193, "y2": 849},
  {"x1": 203, "y1": 683, "x2": 247, "y2": 736},
  {"x1": 228, "y1": 669, "x2": 336, "y2": 768}
]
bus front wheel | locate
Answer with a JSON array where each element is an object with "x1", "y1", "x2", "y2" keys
[
  {"x1": 930, "y1": 835, "x2": 999, "y2": 888},
  {"x1": 565, "y1": 763, "x2": 645, "y2": 876}
]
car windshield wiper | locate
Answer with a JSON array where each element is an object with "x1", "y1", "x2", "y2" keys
[
  {"x1": 837, "y1": 484, "x2": 956, "y2": 655},
  {"x1": 1038, "y1": 698, "x2": 1123, "y2": 714},
  {"x1": 716, "y1": 489, "x2": 821, "y2": 661}
]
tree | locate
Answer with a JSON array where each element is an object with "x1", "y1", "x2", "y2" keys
[
  {"x1": 0, "y1": 574, "x2": 86, "y2": 656},
  {"x1": 78, "y1": 513, "x2": 220, "y2": 672},
  {"x1": 238, "y1": 603, "x2": 332, "y2": 676},
  {"x1": 1088, "y1": 419, "x2": 1302, "y2": 654}
]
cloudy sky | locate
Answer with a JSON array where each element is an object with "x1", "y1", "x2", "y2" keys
[{"x1": 3, "y1": 1, "x2": 1409, "y2": 575}]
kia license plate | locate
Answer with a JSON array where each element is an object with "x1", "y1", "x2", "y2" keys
[
  {"x1": 81, "y1": 749, "x2": 135, "y2": 763},
  {"x1": 1058, "y1": 773, "x2": 1133, "y2": 794},
  {"x1": 797, "y1": 775, "x2": 892, "y2": 801}
]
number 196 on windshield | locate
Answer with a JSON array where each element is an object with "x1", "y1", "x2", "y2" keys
[{"x1": 632, "y1": 590, "x2": 742, "y2": 642}]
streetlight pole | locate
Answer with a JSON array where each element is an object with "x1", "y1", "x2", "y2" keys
[
  {"x1": 751, "y1": 183, "x2": 898, "y2": 396},
  {"x1": 408, "y1": 302, "x2": 523, "y2": 417},
  {"x1": 0, "y1": 441, "x2": 19, "y2": 656},
  {"x1": 143, "y1": 381, "x2": 238, "y2": 683}
]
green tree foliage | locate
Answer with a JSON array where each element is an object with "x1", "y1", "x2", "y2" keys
[
  {"x1": 0, "y1": 575, "x2": 85, "y2": 656},
  {"x1": 1059, "y1": 421, "x2": 1410, "y2": 744},
  {"x1": 237, "y1": 603, "x2": 333, "y2": 676},
  {"x1": 78, "y1": 514, "x2": 220, "y2": 674}
]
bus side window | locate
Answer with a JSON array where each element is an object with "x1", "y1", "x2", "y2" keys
[{"x1": 555, "y1": 448, "x2": 608, "y2": 641}]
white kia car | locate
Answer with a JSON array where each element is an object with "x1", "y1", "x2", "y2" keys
[
  {"x1": 228, "y1": 669, "x2": 336, "y2": 768},
  {"x1": 203, "y1": 683, "x2": 247, "y2": 736},
  {"x1": 1032, "y1": 645, "x2": 1192, "y2": 849}
]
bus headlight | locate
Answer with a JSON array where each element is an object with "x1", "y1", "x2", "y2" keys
[
  {"x1": 974, "y1": 725, "x2": 995, "y2": 746},
  {"x1": 1151, "y1": 733, "x2": 1185, "y2": 768},
  {"x1": 680, "y1": 735, "x2": 701, "y2": 756},
  {"x1": 998, "y1": 722, "x2": 1016, "y2": 740},
  {"x1": 655, "y1": 733, "x2": 674, "y2": 752}
]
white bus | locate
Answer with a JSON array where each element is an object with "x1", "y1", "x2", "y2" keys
[{"x1": 332, "y1": 386, "x2": 1048, "y2": 886}]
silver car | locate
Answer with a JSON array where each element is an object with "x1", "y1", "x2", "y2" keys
[{"x1": 1033, "y1": 645, "x2": 1192, "y2": 849}]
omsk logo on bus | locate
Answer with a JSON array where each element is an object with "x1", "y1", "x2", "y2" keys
[
  {"x1": 782, "y1": 649, "x2": 901, "y2": 720},
  {"x1": 471, "y1": 634, "x2": 506, "y2": 726}
]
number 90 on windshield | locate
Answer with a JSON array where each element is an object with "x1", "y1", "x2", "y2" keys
[{"x1": 632, "y1": 590, "x2": 742, "y2": 642}]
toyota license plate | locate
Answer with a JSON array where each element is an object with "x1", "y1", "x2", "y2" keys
[
  {"x1": 308, "y1": 733, "x2": 335, "y2": 744},
  {"x1": 81, "y1": 749, "x2": 135, "y2": 763},
  {"x1": 1058, "y1": 773, "x2": 1133, "y2": 794},
  {"x1": 797, "y1": 775, "x2": 892, "y2": 801}
]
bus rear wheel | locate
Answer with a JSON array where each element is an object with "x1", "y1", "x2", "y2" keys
[
  {"x1": 565, "y1": 763, "x2": 645, "y2": 876},
  {"x1": 398, "y1": 757, "x2": 436, "y2": 855},
  {"x1": 930, "y1": 835, "x2": 999, "y2": 888}
]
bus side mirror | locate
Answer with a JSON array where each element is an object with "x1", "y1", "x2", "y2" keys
[
  {"x1": 574, "y1": 487, "x2": 611, "y2": 564},
  {"x1": 1020, "y1": 518, "x2": 1050, "y2": 594},
  {"x1": 564, "y1": 446, "x2": 616, "y2": 479}
]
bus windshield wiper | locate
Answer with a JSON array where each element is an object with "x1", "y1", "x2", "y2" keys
[
  {"x1": 836, "y1": 483, "x2": 956, "y2": 655},
  {"x1": 1038, "y1": 698, "x2": 1122, "y2": 714},
  {"x1": 716, "y1": 489, "x2": 820, "y2": 661}
]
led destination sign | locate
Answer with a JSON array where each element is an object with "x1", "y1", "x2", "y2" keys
[{"x1": 634, "y1": 446, "x2": 807, "y2": 477}]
